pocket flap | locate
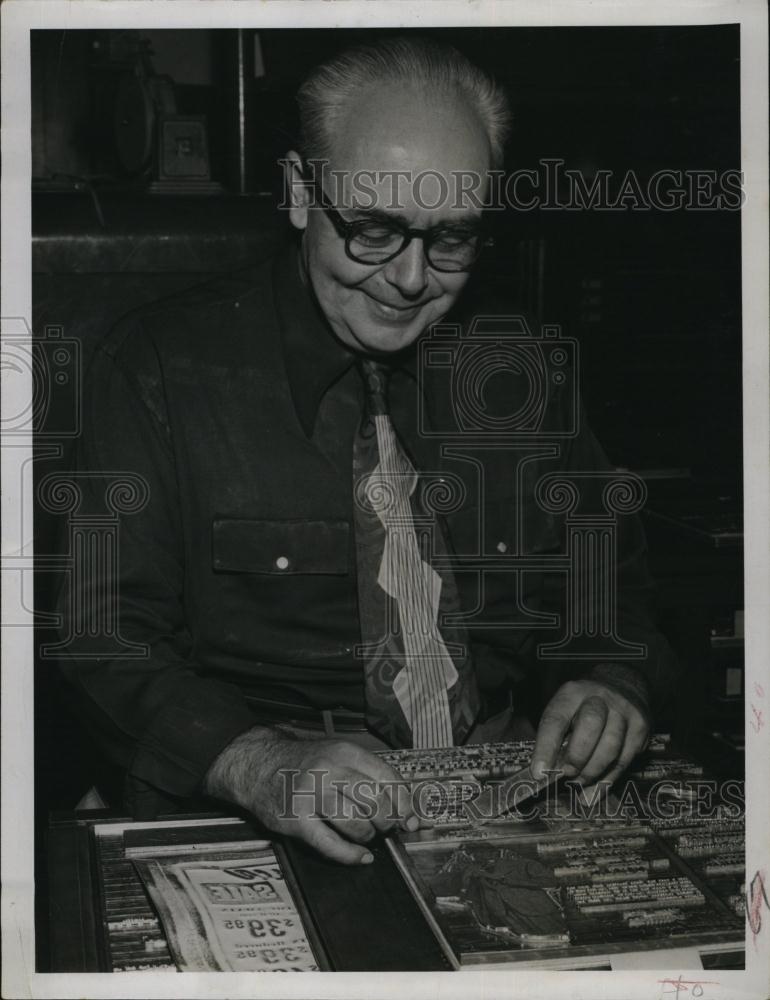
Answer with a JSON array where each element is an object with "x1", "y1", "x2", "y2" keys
[{"x1": 212, "y1": 518, "x2": 350, "y2": 575}]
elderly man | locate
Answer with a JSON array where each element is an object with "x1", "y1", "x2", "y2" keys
[{"x1": 57, "y1": 36, "x2": 676, "y2": 865}]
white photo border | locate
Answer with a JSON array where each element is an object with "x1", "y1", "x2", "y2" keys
[{"x1": 2, "y1": 2, "x2": 768, "y2": 998}]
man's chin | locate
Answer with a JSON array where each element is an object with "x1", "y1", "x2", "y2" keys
[{"x1": 347, "y1": 321, "x2": 426, "y2": 356}]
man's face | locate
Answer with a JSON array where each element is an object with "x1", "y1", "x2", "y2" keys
[{"x1": 289, "y1": 82, "x2": 492, "y2": 355}]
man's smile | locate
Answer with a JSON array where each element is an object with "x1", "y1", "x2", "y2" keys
[{"x1": 360, "y1": 289, "x2": 431, "y2": 322}]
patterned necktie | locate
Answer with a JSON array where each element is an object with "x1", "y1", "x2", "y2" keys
[{"x1": 353, "y1": 358, "x2": 480, "y2": 748}]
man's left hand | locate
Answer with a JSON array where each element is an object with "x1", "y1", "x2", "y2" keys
[{"x1": 531, "y1": 675, "x2": 650, "y2": 789}]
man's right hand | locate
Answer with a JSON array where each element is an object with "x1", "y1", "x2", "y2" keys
[{"x1": 203, "y1": 726, "x2": 422, "y2": 865}]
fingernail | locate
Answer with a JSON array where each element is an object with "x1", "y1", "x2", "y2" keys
[
  {"x1": 531, "y1": 760, "x2": 546, "y2": 780},
  {"x1": 361, "y1": 852, "x2": 374, "y2": 864},
  {"x1": 405, "y1": 816, "x2": 419, "y2": 832}
]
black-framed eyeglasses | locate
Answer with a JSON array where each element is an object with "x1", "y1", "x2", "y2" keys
[{"x1": 308, "y1": 178, "x2": 493, "y2": 273}]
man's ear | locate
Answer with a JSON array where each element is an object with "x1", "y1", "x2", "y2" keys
[{"x1": 283, "y1": 150, "x2": 311, "y2": 231}]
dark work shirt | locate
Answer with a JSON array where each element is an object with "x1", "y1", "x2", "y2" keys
[{"x1": 56, "y1": 239, "x2": 679, "y2": 800}]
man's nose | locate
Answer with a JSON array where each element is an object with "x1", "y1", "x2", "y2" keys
[{"x1": 383, "y1": 238, "x2": 430, "y2": 299}]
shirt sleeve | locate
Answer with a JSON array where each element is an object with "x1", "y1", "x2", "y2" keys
[{"x1": 54, "y1": 318, "x2": 256, "y2": 798}]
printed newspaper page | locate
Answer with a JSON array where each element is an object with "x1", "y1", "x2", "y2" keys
[{"x1": 134, "y1": 851, "x2": 319, "y2": 972}]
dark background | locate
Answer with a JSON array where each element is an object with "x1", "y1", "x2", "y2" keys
[
  {"x1": 30, "y1": 26, "x2": 744, "y2": 959},
  {"x1": 31, "y1": 25, "x2": 743, "y2": 477}
]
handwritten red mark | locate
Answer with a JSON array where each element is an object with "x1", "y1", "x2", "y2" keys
[
  {"x1": 749, "y1": 704, "x2": 764, "y2": 733},
  {"x1": 747, "y1": 869, "x2": 769, "y2": 943},
  {"x1": 657, "y1": 977, "x2": 719, "y2": 998},
  {"x1": 754, "y1": 682, "x2": 765, "y2": 698}
]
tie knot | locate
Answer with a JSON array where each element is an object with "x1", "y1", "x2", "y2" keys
[{"x1": 359, "y1": 359, "x2": 391, "y2": 417}]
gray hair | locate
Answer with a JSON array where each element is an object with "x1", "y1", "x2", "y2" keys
[{"x1": 296, "y1": 35, "x2": 511, "y2": 170}]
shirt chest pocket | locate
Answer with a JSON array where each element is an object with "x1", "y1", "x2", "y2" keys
[{"x1": 212, "y1": 518, "x2": 351, "y2": 575}]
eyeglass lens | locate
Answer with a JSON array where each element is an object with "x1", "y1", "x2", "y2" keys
[{"x1": 348, "y1": 222, "x2": 481, "y2": 271}]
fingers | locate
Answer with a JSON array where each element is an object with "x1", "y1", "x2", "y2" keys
[
  {"x1": 374, "y1": 781, "x2": 421, "y2": 833},
  {"x1": 601, "y1": 714, "x2": 650, "y2": 788},
  {"x1": 283, "y1": 752, "x2": 418, "y2": 841},
  {"x1": 532, "y1": 680, "x2": 651, "y2": 789},
  {"x1": 324, "y1": 808, "x2": 377, "y2": 845},
  {"x1": 286, "y1": 755, "x2": 420, "y2": 864},
  {"x1": 326, "y1": 748, "x2": 421, "y2": 833},
  {"x1": 531, "y1": 683, "x2": 580, "y2": 779},
  {"x1": 560, "y1": 695, "x2": 609, "y2": 778},
  {"x1": 350, "y1": 747, "x2": 407, "y2": 786},
  {"x1": 244, "y1": 737, "x2": 420, "y2": 863},
  {"x1": 321, "y1": 766, "x2": 382, "y2": 841},
  {"x1": 297, "y1": 816, "x2": 375, "y2": 866},
  {"x1": 571, "y1": 710, "x2": 627, "y2": 785}
]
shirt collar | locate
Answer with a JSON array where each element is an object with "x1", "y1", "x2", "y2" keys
[
  {"x1": 272, "y1": 238, "x2": 420, "y2": 438},
  {"x1": 273, "y1": 239, "x2": 356, "y2": 438}
]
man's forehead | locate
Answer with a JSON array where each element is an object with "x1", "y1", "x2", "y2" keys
[{"x1": 324, "y1": 82, "x2": 491, "y2": 213}]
